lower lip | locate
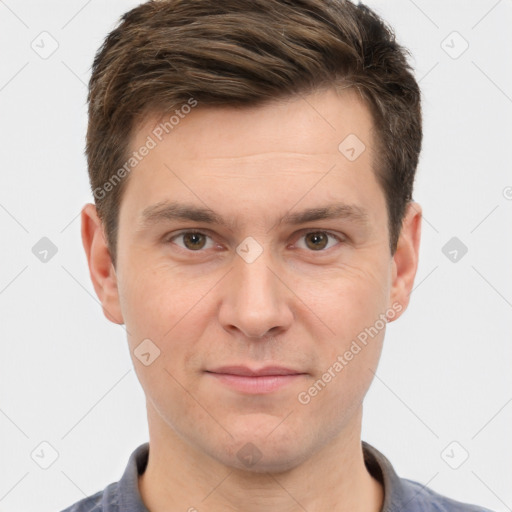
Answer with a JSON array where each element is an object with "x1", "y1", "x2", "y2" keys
[{"x1": 206, "y1": 372, "x2": 305, "y2": 394}]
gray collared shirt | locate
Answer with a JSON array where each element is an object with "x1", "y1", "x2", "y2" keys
[{"x1": 59, "y1": 442, "x2": 493, "y2": 511}]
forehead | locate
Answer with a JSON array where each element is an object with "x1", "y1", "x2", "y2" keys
[
  {"x1": 119, "y1": 87, "x2": 383, "y2": 230},
  {"x1": 136, "y1": 87, "x2": 375, "y2": 163}
]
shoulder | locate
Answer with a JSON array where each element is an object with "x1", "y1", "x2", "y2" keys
[
  {"x1": 362, "y1": 442, "x2": 495, "y2": 512},
  {"x1": 399, "y1": 477, "x2": 495, "y2": 512},
  {"x1": 58, "y1": 442, "x2": 149, "y2": 512},
  {"x1": 59, "y1": 482, "x2": 119, "y2": 512}
]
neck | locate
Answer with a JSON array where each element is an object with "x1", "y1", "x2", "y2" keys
[{"x1": 138, "y1": 403, "x2": 383, "y2": 512}]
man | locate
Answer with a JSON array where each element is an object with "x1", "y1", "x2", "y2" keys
[{"x1": 62, "y1": 0, "x2": 493, "y2": 511}]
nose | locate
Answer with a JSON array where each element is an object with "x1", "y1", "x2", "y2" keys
[{"x1": 218, "y1": 245, "x2": 293, "y2": 340}]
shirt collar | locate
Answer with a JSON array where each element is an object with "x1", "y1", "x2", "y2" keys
[
  {"x1": 114, "y1": 441, "x2": 404, "y2": 512},
  {"x1": 362, "y1": 441, "x2": 408, "y2": 511}
]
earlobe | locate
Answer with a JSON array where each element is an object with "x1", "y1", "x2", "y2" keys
[
  {"x1": 81, "y1": 203, "x2": 124, "y2": 325},
  {"x1": 388, "y1": 202, "x2": 422, "y2": 321}
]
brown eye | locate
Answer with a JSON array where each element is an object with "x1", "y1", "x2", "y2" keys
[
  {"x1": 304, "y1": 232, "x2": 329, "y2": 250},
  {"x1": 182, "y1": 232, "x2": 207, "y2": 250},
  {"x1": 296, "y1": 231, "x2": 343, "y2": 252},
  {"x1": 169, "y1": 231, "x2": 214, "y2": 251}
]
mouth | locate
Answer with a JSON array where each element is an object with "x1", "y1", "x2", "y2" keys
[{"x1": 205, "y1": 365, "x2": 307, "y2": 394}]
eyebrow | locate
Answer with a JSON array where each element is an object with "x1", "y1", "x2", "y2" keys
[{"x1": 138, "y1": 200, "x2": 369, "y2": 231}]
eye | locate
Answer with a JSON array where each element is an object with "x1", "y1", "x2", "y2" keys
[
  {"x1": 168, "y1": 231, "x2": 215, "y2": 251},
  {"x1": 295, "y1": 231, "x2": 344, "y2": 251},
  {"x1": 166, "y1": 229, "x2": 344, "y2": 253}
]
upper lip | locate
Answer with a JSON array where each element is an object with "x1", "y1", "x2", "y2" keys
[{"x1": 207, "y1": 365, "x2": 304, "y2": 377}]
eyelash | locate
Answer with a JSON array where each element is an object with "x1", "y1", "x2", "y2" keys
[{"x1": 165, "y1": 230, "x2": 345, "y2": 254}]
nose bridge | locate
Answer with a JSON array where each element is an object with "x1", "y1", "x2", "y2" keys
[{"x1": 219, "y1": 237, "x2": 291, "y2": 339}]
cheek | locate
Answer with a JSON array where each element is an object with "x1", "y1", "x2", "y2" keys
[
  {"x1": 118, "y1": 262, "x2": 220, "y2": 400},
  {"x1": 307, "y1": 255, "x2": 390, "y2": 333},
  {"x1": 295, "y1": 256, "x2": 389, "y2": 405},
  {"x1": 118, "y1": 258, "x2": 212, "y2": 341},
  {"x1": 297, "y1": 326, "x2": 385, "y2": 437}
]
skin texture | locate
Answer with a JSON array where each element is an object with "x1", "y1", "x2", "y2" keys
[{"x1": 82, "y1": 87, "x2": 422, "y2": 512}]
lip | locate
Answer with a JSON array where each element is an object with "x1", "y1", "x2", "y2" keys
[
  {"x1": 208, "y1": 365, "x2": 303, "y2": 377},
  {"x1": 205, "y1": 365, "x2": 307, "y2": 394}
]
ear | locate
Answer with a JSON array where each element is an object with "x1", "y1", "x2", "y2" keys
[
  {"x1": 81, "y1": 203, "x2": 124, "y2": 325},
  {"x1": 388, "y1": 201, "x2": 422, "y2": 322}
]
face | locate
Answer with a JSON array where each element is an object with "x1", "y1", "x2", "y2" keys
[{"x1": 83, "y1": 87, "x2": 421, "y2": 473}]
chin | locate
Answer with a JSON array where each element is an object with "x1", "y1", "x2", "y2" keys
[
  {"x1": 209, "y1": 424, "x2": 311, "y2": 474},
  {"x1": 225, "y1": 446, "x2": 308, "y2": 475}
]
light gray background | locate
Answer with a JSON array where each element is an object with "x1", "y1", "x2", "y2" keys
[{"x1": 1, "y1": 1, "x2": 511, "y2": 511}]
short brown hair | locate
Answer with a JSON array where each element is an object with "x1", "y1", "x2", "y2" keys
[{"x1": 86, "y1": 0, "x2": 422, "y2": 265}]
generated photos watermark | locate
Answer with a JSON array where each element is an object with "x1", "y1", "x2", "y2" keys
[
  {"x1": 93, "y1": 97, "x2": 198, "y2": 200},
  {"x1": 297, "y1": 301, "x2": 403, "y2": 405}
]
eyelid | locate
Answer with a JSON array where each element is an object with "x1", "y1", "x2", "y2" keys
[
  {"x1": 292, "y1": 229, "x2": 345, "y2": 250},
  {"x1": 166, "y1": 229, "x2": 217, "y2": 249},
  {"x1": 294, "y1": 228, "x2": 345, "y2": 241}
]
